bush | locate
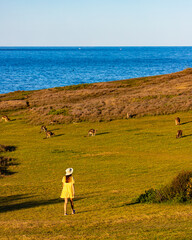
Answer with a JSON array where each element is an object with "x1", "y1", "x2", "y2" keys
[
  {"x1": 0, "y1": 157, "x2": 15, "y2": 175},
  {"x1": 48, "y1": 108, "x2": 69, "y2": 116},
  {"x1": 0, "y1": 144, "x2": 17, "y2": 176},
  {"x1": 136, "y1": 188, "x2": 157, "y2": 203},
  {"x1": 135, "y1": 171, "x2": 192, "y2": 203}
]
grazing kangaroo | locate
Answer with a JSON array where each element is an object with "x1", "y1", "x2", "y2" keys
[
  {"x1": 26, "y1": 101, "x2": 30, "y2": 107},
  {"x1": 40, "y1": 125, "x2": 47, "y2": 133},
  {"x1": 175, "y1": 117, "x2": 180, "y2": 125},
  {"x1": 1, "y1": 115, "x2": 10, "y2": 122},
  {"x1": 127, "y1": 113, "x2": 137, "y2": 119},
  {"x1": 176, "y1": 130, "x2": 183, "y2": 138},
  {"x1": 88, "y1": 129, "x2": 97, "y2": 136},
  {"x1": 49, "y1": 120, "x2": 58, "y2": 125},
  {"x1": 46, "y1": 130, "x2": 55, "y2": 138}
]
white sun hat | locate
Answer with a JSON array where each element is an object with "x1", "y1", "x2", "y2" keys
[{"x1": 65, "y1": 168, "x2": 73, "y2": 176}]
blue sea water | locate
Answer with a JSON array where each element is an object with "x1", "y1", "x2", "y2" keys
[{"x1": 0, "y1": 47, "x2": 192, "y2": 94}]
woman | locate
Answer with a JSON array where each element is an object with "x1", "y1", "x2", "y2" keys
[{"x1": 60, "y1": 168, "x2": 75, "y2": 215}]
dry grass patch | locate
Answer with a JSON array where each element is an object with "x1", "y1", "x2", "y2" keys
[
  {"x1": 83, "y1": 151, "x2": 120, "y2": 157},
  {"x1": 1, "y1": 68, "x2": 192, "y2": 125}
]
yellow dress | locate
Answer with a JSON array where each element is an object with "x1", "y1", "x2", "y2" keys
[{"x1": 60, "y1": 176, "x2": 75, "y2": 199}]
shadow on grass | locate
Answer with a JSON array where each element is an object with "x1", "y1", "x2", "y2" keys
[
  {"x1": 5, "y1": 146, "x2": 17, "y2": 152},
  {"x1": 0, "y1": 158, "x2": 19, "y2": 176},
  {"x1": 0, "y1": 170, "x2": 18, "y2": 176},
  {"x1": 111, "y1": 201, "x2": 140, "y2": 209},
  {"x1": 124, "y1": 201, "x2": 140, "y2": 206},
  {"x1": 54, "y1": 134, "x2": 65, "y2": 138},
  {"x1": 182, "y1": 134, "x2": 192, "y2": 138},
  {"x1": 0, "y1": 194, "x2": 36, "y2": 204},
  {"x1": 0, "y1": 191, "x2": 104, "y2": 213},
  {"x1": 181, "y1": 121, "x2": 192, "y2": 125},
  {"x1": 0, "y1": 145, "x2": 17, "y2": 152},
  {"x1": 43, "y1": 134, "x2": 64, "y2": 139},
  {"x1": 96, "y1": 132, "x2": 110, "y2": 136},
  {"x1": 125, "y1": 128, "x2": 142, "y2": 132},
  {"x1": 0, "y1": 194, "x2": 62, "y2": 213},
  {"x1": 73, "y1": 195, "x2": 97, "y2": 202},
  {"x1": 0, "y1": 194, "x2": 95, "y2": 213},
  {"x1": 76, "y1": 209, "x2": 95, "y2": 214}
]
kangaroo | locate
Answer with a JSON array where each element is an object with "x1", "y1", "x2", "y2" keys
[
  {"x1": 175, "y1": 117, "x2": 180, "y2": 125},
  {"x1": 127, "y1": 113, "x2": 137, "y2": 119},
  {"x1": 88, "y1": 129, "x2": 97, "y2": 136},
  {"x1": 46, "y1": 130, "x2": 55, "y2": 138},
  {"x1": 176, "y1": 130, "x2": 182, "y2": 138},
  {"x1": 1, "y1": 115, "x2": 10, "y2": 122},
  {"x1": 49, "y1": 120, "x2": 58, "y2": 125},
  {"x1": 40, "y1": 125, "x2": 47, "y2": 133},
  {"x1": 26, "y1": 101, "x2": 30, "y2": 107},
  {"x1": 127, "y1": 113, "x2": 132, "y2": 119}
]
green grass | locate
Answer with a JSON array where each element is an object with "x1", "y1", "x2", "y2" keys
[
  {"x1": 48, "y1": 108, "x2": 69, "y2": 116},
  {"x1": 0, "y1": 90, "x2": 32, "y2": 101},
  {"x1": 54, "y1": 83, "x2": 92, "y2": 91},
  {"x1": 1, "y1": 112, "x2": 192, "y2": 239}
]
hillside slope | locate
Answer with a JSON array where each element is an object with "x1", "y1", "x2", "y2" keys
[{"x1": 1, "y1": 68, "x2": 192, "y2": 124}]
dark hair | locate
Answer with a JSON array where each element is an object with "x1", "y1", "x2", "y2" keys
[{"x1": 66, "y1": 174, "x2": 72, "y2": 183}]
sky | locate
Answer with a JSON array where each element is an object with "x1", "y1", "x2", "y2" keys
[{"x1": 0, "y1": 0, "x2": 192, "y2": 46}]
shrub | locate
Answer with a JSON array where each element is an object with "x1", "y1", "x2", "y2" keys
[
  {"x1": 135, "y1": 171, "x2": 192, "y2": 203},
  {"x1": 0, "y1": 157, "x2": 16, "y2": 175},
  {"x1": 0, "y1": 144, "x2": 17, "y2": 176},
  {"x1": 48, "y1": 108, "x2": 69, "y2": 116},
  {"x1": 136, "y1": 188, "x2": 157, "y2": 203}
]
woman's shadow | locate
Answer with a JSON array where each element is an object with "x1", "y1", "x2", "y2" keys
[{"x1": 0, "y1": 194, "x2": 61, "y2": 213}]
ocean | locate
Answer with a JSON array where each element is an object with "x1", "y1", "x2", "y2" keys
[{"x1": 0, "y1": 47, "x2": 192, "y2": 94}]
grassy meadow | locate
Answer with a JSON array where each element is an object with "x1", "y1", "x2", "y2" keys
[{"x1": 1, "y1": 112, "x2": 192, "y2": 239}]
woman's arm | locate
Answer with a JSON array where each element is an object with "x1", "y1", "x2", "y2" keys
[{"x1": 62, "y1": 176, "x2": 65, "y2": 187}]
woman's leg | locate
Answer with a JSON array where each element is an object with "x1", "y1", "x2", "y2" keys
[
  {"x1": 64, "y1": 198, "x2": 68, "y2": 215},
  {"x1": 70, "y1": 198, "x2": 75, "y2": 214}
]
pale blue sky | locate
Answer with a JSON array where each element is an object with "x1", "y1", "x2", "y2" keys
[{"x1": 0, "y1": 0, "x2": 192, "y2": 46}]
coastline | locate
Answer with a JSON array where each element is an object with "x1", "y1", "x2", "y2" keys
[
  {"x1": 0, "y1": 68, "x2": 192, "y2": 124},
  {"x1": 1, "y1": 46, "x2": 192, "y2": 95}
]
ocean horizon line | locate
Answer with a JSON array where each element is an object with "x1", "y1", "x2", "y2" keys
[{"x1": 0, "y1": 46, "x2": 192, "y2": 48}]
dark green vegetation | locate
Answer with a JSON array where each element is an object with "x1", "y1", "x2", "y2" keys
[
  {"x1": 136, "y1": 171, "x2": 192, "y2": 203},
  {"x1": 0, "y1": 144, "x2": 17, "y2": 175},
  {"x1": 48, "y1": 108, "x2": 69, "y2": 116},
  {"x1": 1, "y1": 112, "x2": 192, "y2": 239}
]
